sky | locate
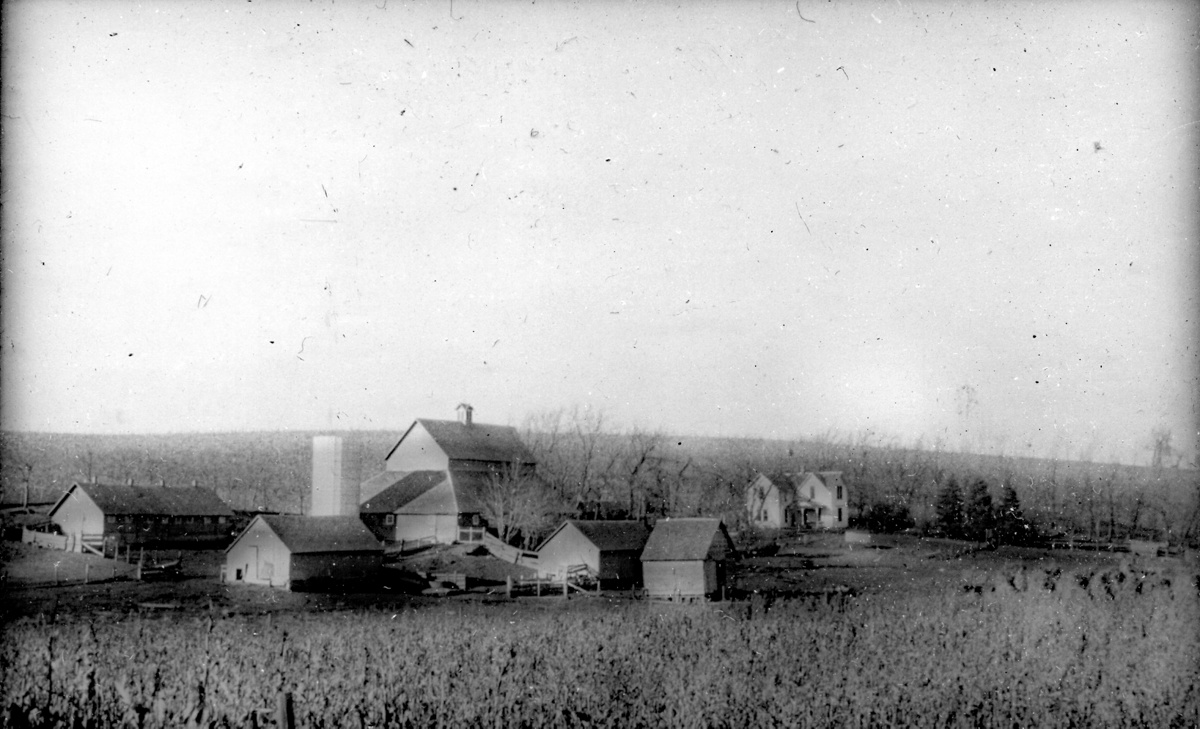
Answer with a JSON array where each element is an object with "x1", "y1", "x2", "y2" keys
[{"x1": 2, "y1": 0, "x2": 1197, "y2": 466}]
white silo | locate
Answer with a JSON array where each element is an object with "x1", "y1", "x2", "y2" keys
[{"x1": 311, "y1": 435, "x2": 360, "y2": 516}]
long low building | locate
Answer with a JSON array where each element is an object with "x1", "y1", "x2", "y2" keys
[
  {"x1": 223, "y1": 514, "x2": 383, "y2": 590},
  {"x1": 49, "y1": 481, "x2": 233, "y2": 552}
]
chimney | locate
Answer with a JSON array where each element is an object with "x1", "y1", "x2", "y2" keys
[
  {"x1": 311, "y1": 435, "x2": 361, "y2": 517},
  {"x1": 457, "y1": 402, "x2": 474, "y2": 426}
]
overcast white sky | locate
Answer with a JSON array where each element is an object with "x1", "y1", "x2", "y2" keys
[{"x1": 2, "y1": 0, "x2": 1197, "y2": 465}]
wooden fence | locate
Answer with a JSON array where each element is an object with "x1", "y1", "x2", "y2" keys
[
  {"x1": 22, "y1": 527, "x2": 67, "y2": 550},
  {"x1": 504, "y1": 565, "x2": 600, "y2": 598},
  {"x1": 482, "y1": 531, "x2": 539, "y2": 566}
]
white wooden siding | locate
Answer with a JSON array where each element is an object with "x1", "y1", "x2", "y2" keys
[{"x1": 385, "y1": 423, "x2": 449, "y2": 472}]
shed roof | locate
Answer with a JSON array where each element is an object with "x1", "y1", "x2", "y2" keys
[
  {"x1": 387, "y1": 418, "x2": 536, "y2": 465},
  {"x1": 53, "y1": 482, "x2": 233, "y2": 517},
  {"x1": 359, "y1": 471, "x2": 446, "y2": 513},
  {"x1": 258, "y1": 514, "x2": 382, "y2": 554},
  {"x1": 356, "y1": 469, "x2": 500, "y2": 514},
  {"x1": 640, "y1": 518, "x2": 733, "y2": 562}
]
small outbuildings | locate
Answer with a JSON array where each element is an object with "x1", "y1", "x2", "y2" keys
[
  {"x1": 536, "y1": 520, "x2": 651, "y2": 586},
  {"x1": 223, "y1": 514, "x2": 383, "y2": 590},
  {"x1": 49, "y1": 481, "x2": 234, "y2": 552},
  {"x1": 640, "y1": 518, "x2": 735, "y2": 601}
]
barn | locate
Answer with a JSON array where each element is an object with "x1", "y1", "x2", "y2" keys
[
  {"x1": 48, "y1": 481, "x2": 233, "y2": 553},
  {"x1": 536, "y1": 520, "x2": 650, "y2": 586},
  {"x1": 640, "y1": 518, "x2": 735, "y2": 601},
  {"x1": 223, "y1": 514, "x2": 383, "y2": 590},
  {"x1": 368, "y1": 404, "x2": 537, "y2": 487},
  {"x1": 358, "y1": 470, "x2": 496, "y2": 545},
  {"x1": 746, "y1": 471, "x2": 849, "y2": 530},
  {"x1": 357, "y1": 405, "x2": 539, "y2": 546}
]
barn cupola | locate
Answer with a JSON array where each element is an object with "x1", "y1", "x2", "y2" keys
[{"x1": 457, "y1": 402, "x2": 474, "y2": 426}]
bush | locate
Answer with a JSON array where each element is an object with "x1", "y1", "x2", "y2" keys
[{"x1": 860, "y1": 502, "x2": 915, "y2": 533}]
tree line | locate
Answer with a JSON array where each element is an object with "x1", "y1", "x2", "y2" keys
[{"x1": 2, "y1": 414, "x2": 1198, "y2": 548}]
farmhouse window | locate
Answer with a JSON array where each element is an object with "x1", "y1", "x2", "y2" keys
[
  {"x1": 837, "y1": 485, "x2": 843, "y2": 500},
  {"x1": 218, "y1": 516, "x2": 227, "y2": 524},
  {"x1": 161, "y1": 517, "x2": 169, "y2": 524},
  {"x1": 838, "y1": 508, "x2": 843, "y2": 522},
  {"x1": 106, "y1": 515, "x2": 116, "y2": 524},
  {"x1": 384, "y1": 514, "x2": 395, "y2": 525}
]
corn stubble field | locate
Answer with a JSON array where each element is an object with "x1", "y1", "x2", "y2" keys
[{"x1": 3, "y1": 565, "x2": 1197, "y2": 729}]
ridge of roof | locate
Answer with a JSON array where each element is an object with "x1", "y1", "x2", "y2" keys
[
  {"x1": 53, "y1": 482, "x2": 233, "y2": 517},
  {"x1": 542, "y1": 520, "x2": 650, "y2": 552},
  {"x1": 640, "y1": 518, "x2": 732, "y2": 562},
  {"x1": 257, "y1": 514, "x2": 382, "y2": 554}
]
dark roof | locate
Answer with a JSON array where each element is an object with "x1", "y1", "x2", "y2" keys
[
  {"x1": 641, "y1": 518, "x2": 733, "y2": 562},
  {"x1": 563, "y1": 520, "x2": 651, "y2": 552},
  {"x1": 54, "y1": 482, "x2": 233, "y2": 517},
  {"x1": 387, "y1": 418, "x2": 536, "y2": 465},
  {"x1": 358, "y1": 471, "x2": 446, "y2": 513},
  {"x1": 258, "y1": 515, "x2": 382, "y2": 554}
]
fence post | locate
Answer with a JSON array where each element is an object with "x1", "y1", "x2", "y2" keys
[
  {"x1": 563, "y1": 573, "x2": 568, "y2": 598},
  {"x1": 85, "y1": 563, "x2": 90, "y2": 584},
  {"x1": 506, "y1": 575, "x2": 512, "y2": 599},
  {"x1": 54, "y1": 562, "x2": 59, "y2": 585},
  {"x1": 536, "y1": 578, "x2": 541, "y2": 598},
  {"x1": 276, "y1": 691, "x2": 295, "y2": 729}
]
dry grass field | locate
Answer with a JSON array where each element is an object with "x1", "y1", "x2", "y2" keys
[{"x1": 2, "y1": 534, "x2": 1197, "y2": 727}]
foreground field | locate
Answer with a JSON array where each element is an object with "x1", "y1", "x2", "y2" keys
[{"x1": 3, "y1": 565, "x2": 1197, "y2": 728}]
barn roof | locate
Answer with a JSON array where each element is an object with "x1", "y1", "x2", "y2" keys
[
  {"x1": 566, "y1": 520, "x2": 651, "y2": 552},
  {"x1": 359, "y1": 471, "x2": 446, "y2": 513},
  {"x1": 258, "y1": 515, "x2": 382, "y2": 554},
  {"x1": 641, "y1": 518, "x2": 733, "y2": 562},
  {"x1": 53, "y1": 482, "x2": 233, "y2": 517},
  {"x1": 386, "y1": 419, "x2": 536, "y2": 465},
  {"x1": 356, "y1": 470, "x2": 504, "y2": 514}
]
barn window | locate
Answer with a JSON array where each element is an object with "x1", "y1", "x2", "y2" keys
[
  {"x1": 384, "y1": 514, "x2": 395, "y2": 525},
  {"x1": 810, "y1": 486, "x2": 815, "y2": 499}
]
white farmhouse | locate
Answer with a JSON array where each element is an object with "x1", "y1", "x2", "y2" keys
[{"x1": 746, "y1": 471, "x2": 849, "y2": 530}]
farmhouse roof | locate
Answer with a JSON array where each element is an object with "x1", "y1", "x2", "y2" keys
[
  {"x1": 641, "y1": 518, "x2": 733, "y2": 562},
  {"x1": 543, "y1": 520, "x2": 650, "y2": 552},
  {"x1": 54, "y1": 482, "x2": 233, "y2": 517},
  {"x1": 386, "y1": 418, "x2": 536, "y2": 465},
  {"x1": 258, "y1": 514, "x2": 382, "y2": 554}
]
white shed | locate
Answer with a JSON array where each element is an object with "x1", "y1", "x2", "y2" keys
[
  {"x1": 640, "y1": 518, "x2": 735, "y2": 601},
  {"x1": 223, "y1": 514, "x2": 383, "y2": 590},
  {"x1": 536, "y1": 520, "x2": 650, "y2": 586}
]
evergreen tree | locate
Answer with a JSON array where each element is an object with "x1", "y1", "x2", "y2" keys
[
  {"x1": 997, "y1": 482, "x2": 1027, "y2": 544},
  {"x1": 935, "y1": 478, "x2": 964, "y2": 538},
  {"x1": 963, "y1": 479, "x2": 995, "y2": 542}
]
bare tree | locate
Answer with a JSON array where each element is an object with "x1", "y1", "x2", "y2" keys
[{"x1": 479, "y1": 461, "x2": 556, "y2": 547}]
